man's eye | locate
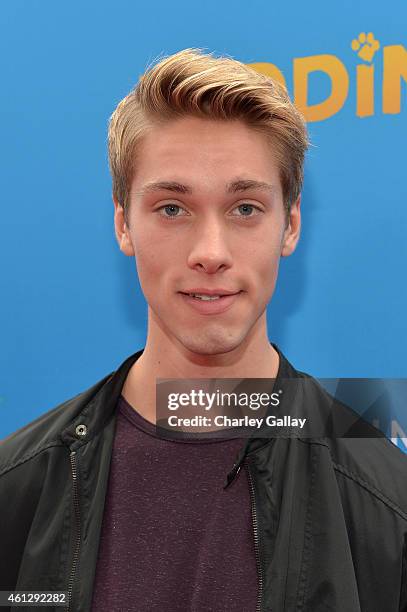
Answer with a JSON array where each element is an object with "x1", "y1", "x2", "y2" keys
[
  {"x1": 156, "y1": 204, "x2": 187, "y2": 219},
  {"x1": 231, "y1": 203, "x2": 263, "y2": 218}
]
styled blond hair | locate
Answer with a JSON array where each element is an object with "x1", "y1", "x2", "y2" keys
[{"x1": 108, "y1": 47, "x2": 309, "y2": 223}]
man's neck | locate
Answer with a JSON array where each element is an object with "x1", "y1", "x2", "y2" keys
[{"x1": 121, "y1": 334, "x2": 280, "y2": 425}]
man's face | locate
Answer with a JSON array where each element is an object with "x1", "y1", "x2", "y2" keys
[{"x1": 114, "y1": 116, "x2": 300, "y2": 356}]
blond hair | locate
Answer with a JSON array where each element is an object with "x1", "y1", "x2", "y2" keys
[{"x1": 108, "y1": 47, "x2": 309, "y2": 223}]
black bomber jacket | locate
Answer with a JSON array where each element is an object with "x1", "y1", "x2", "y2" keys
[{"x1": 1, "y1": 343, "x2": 407, "y2": 612}]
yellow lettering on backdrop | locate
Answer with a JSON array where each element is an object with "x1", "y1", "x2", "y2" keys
[
  {"x1": 293, "y1": 54, "x2": 349, "y2": 122},
  {"x1": 357, "y1": 64, "x2": 374, "y2": 117},
  {"x1": 383, "y1": 45, "x2": 407, "y2": 114}
]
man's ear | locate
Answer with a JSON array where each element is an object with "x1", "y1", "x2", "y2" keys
[
  {"x1": 281, "y1": 195, "x2": 301, "y2": 257},
  {"x1": 113, "y1": 197, "x2": 135, "y2": 257}
]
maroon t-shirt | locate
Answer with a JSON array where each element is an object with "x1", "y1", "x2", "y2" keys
[{"x1": 90, "y1": 395, "x2": 259, "y2": 611}]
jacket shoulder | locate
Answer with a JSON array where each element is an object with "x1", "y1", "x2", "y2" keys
[
  {"x1": 0, "y1": 371, "x2": 114, "y2": 477},
  {"x1": 297, "y1": 371, "x2": 407, "y2": 518}
]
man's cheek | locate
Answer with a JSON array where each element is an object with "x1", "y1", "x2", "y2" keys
[
  {"x1": 259, "y1": 261, "x2": 279, "y2": 298},
  {"x1": 135, "y1": 246, "x2": 162, "y2": 273}
]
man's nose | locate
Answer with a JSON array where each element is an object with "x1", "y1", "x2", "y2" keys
[{"x1": 186, "y1": 218, "x2": 233, "y2": 273}]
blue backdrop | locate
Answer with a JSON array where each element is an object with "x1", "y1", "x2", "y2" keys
[{"x1": 1, "y1": 1, "x2": 406, "y2": 450}]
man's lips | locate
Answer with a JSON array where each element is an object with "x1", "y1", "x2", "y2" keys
[
  {"x1": 178, "y1": 291, "x2": 243, "y2": 315},
  {"x1": 179, "y1": 288, "x2": 241, "y2": 296}
]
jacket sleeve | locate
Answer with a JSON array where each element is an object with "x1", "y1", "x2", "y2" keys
[
  {"x1": 400, "y1": 534, "x2": 407, "y2": 612},
  {"x1": 0, "y1": 459, "x2": 43, "y2": 589}
]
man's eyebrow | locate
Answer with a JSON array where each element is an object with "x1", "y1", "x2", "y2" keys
[{"x1": 136, "y1": 179, "x2": 276, "y2": 196}]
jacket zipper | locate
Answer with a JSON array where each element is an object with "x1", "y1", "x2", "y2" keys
[
  {"x1": 244, "y1": 460, "x2": 263, "y2": 612},
  {"x1": 67, "y1": 450, "x2": 81, "y2": 612}
]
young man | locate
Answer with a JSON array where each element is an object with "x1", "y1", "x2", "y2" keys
[{"x1": 1, "y1": 48, "x2": 406, "y2": 612}]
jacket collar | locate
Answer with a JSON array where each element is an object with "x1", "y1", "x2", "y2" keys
[
  {"x1": 59, "y1": 348, "x2": 145, "y2": 449},
  {"x1": 59, "y1": 342, "x2": 301, "y2": 474}
]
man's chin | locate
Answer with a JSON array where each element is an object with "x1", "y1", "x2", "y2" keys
[{"x1": 175, "y1": 332, "x2": 245, "y2": 358}]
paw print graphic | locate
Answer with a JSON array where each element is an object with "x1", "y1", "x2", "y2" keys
[{"x1": 351, "y1": 32, "x2": 380, "y2": 62}]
